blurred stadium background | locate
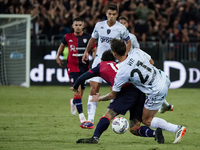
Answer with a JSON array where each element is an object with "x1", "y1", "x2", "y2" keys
[{"x1": 1, "y1": 0, "x2": 200, "y2": 88}]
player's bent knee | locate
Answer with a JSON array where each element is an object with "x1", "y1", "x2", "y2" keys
[
  {"x1": 90, "y1": 88, "x2": 98, "y2": 95},
  {"x1": 90, "y1": 86, "x2": 100, "y2": 95},
  {"x1": 142, "y1": 118, "x2": 152, "y2": 126},
  {"x1": 90, "y1": 82, "x2": 100, "y2": 95}
]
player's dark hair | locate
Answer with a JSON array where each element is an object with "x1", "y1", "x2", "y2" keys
[
  {"x1": 101, "y1": 50, "x2": 116, "y2": 61},
  {"x1": 107, "y1": 4, "x2": 119, "y2": 13},
  {"x1": 110, "y1": 38, "x2": 126, "y2": 56},
  {"x1": 73, "y1": 17, "x2": 84, "y2": 22},
  {"x1": 118, "y1": 16, "x2": 128, "y2": 22}
]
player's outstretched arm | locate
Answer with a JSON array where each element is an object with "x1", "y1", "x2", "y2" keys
[
  {"x1": 73, "y1": 70, "x2": 97, "y2": 90},
  {"x1": 91, "y1": 91, "x2": 118, "y2": 102},
  {"x1": 82, "y1": 37, "x2": 96, "y2": 64}
]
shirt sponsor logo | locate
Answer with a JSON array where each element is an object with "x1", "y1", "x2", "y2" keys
[
  {"x1": 72, "y1": 54, "x2": 84, "y2": 57},
  {"x1": 69, "y1": 39, "x2": 73, "y2": 42},
  {"x1": 100, "y1": 36, "x2": 112, "y2": 43}
]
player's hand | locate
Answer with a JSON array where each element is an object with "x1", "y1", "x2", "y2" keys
[
  {"x1": 82, "y1": 52, "x2": 89, "y2": 64},
  {"x1": 56, "y1": 57, "x2": 63, "y2": 67},
  {"x1": 91, "y1": 93, "x2": 101, "y2": 102},
  {"x1": 70, "y1": 87, "x2": 79, "y2": 92}
]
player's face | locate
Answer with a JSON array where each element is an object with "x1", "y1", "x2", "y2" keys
[
  {"x1": 106, "y1": 9, "x2": 118, "y2": 24},
  {"x1": 119, "y1": 19, "x2": 128, "y2": 28},
  {"x1": 72, "y1": 21, "x2": 84, "y2": 34}
]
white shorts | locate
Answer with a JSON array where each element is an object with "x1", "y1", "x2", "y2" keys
[
  {"x1": 144, "y1": 77, "x2": 171, "y2": 110},
  {"x1": 90, "y1": 55, "x2": 104, "y2": 83}
]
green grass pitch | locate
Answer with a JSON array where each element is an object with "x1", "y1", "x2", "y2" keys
[{"x1": 0, "y1": 85, "x2": 200, "y2": 150}]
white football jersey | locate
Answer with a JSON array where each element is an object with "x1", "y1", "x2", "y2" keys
[
  {"x1": 129, "y1": 33, "x2": 140, "y2": 48},
  {"x1": 92, "y1": 20, "x2": 130, "y2": 57},
  {"x1": 112, "y1": 48, "x2": 167, "y2": 94}
]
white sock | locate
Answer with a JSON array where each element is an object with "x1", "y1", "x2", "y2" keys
[
  {"x1": 79, "y1": 113, "x2": 86, "y2": 123},
  {"x1": 162, "y1": 99, "x2": 169, "y2": 108},
  {"x1": 150, "y1": 117, "x2": 179, "y2": 133},
  {"x1": 87, "y1": 95, "x2": 97, "y2": 123}
]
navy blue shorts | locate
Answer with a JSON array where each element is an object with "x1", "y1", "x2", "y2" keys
[
  {"x1": 68, "y1": 72, "x2": 86, "y2": 90},
  {"x1": 108, "y1": 84, "x2": 145, "y2": 122}
]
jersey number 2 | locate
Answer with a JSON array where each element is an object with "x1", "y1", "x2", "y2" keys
[{"x1": 130, "y1": 60, "x2": 151, "y2": 84}]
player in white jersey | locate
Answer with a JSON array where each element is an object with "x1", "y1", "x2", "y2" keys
[
  {"x1": 118, "y1": 16, "x2": 140, "y2": 49},
  {"x1": 92, "y1": 38, "x2": 186, "y2": 144},
  {"x1": 81, "y1": 4, "x2": 131, "y2": 128},
  {"x1": 119, "y1": 16, "x2": 174, "y2": 113}
]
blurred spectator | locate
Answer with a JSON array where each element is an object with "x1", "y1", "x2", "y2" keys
[
  {"x1": 60, "y1": 18, "x2": 71, "y2": 37},
  {"x1": 188, "y1": 28, "x2": 197, "y2": 61},
  {"x1": 134, "y1": 1, "x2": 155, "y2": 43},
  {"x1": 172, "y1": 27, "x2": 182, "y2": 61},
  {"x1": 197, "y1": 23, "x2": 200, "y2": 43},
  {"x1": 167, "y1": 28, "x2": 175, "y2": 60}
]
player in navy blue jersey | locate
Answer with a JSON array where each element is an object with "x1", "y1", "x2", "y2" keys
[
  {"x1": 56, "y1": 17, "x2": 96, "y2": 125},
  {"x1": 72, "y1": 50, "x2": 164, "y2": 144}
]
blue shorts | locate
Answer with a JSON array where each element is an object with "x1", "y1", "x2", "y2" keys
[
  {"x1": 108, "y1": 84, "x2": 145, "y2": 122},
  {"x1": 68, "y1": 72, "x2": 86, "y2": 90}
]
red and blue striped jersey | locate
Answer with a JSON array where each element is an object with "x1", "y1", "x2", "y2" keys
[
  {"x1": 73, "y1": 61, "x2": 118, "y2": 89},
  {"x1": 62, "y1": 33, "x2": 96, "y2": 73}
]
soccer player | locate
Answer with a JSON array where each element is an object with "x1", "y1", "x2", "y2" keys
[
  {"x1": 118, "y1": 16, "x2": 140, "y2": 49},
  {"x1": 81, "y1": 4, "x2": 131, "y2": 128},
  {"x1": 91, "y1": 39, "x2": 186, "y2": 144},
  {"x1": 72, "y1": 50, "x2": 164, "y2": 144},
  {"x1": 56, "y1": 17, "x2": 96, "y2": 124},
  {"x1": 118, "y1": 16, "x2": 174, "y2": 113}
]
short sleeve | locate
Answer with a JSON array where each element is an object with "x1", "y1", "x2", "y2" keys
[
  {"x1": 61, "y1": 35, "x2": 68, "y2": 45},
  {"x1": 130, "y1": 34, "x2": 140, "y2": 48},
  {"x1": 91, "y1": 23, "x2": 99, "y2": 39}
]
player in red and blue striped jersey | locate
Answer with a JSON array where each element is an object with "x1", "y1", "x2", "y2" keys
[{"x1": 56, "y1": 17, "x2": 96, "y2": 124}]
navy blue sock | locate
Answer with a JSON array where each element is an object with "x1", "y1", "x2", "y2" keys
[
  {"x1": 93, "y1": 117, "x2": 110, "y2": 138},
  {"x1": 138, "y1": 126, "x2": 155, "y2": 137},
  {"x1": 73, "y1": 95, "x2": 83, "y2": 114}
]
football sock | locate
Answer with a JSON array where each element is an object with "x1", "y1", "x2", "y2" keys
[
  {"x1": 87, "y1": 95, "x2": 97, "y2": 123},
  {"x1": 73, "y1": 95, "x2": 83, "y2": 114},
  {"x1": 150, "y1": 117, "x2": 179, "y2": 133},
  {"x1": 162, "y1": 99, "x2": 169, "y2": 108},
  {"x1": 93, "y1": 117, "x2": 110, "y2": 138},
  {"x1": 138, "y1": 126, "x2": 155, "y2": 137},
  {"x1": 79, "y1": 113, "x2": 86, "y2": 123}
]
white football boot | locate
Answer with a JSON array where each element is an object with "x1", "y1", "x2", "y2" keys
[{"x1": 173, "y1": 126, "x2": 186, "y2": 143}]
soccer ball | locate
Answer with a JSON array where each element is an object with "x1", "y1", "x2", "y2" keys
[{"x1": 111, "y1": 117, "x2": 129, "y2": 134}]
